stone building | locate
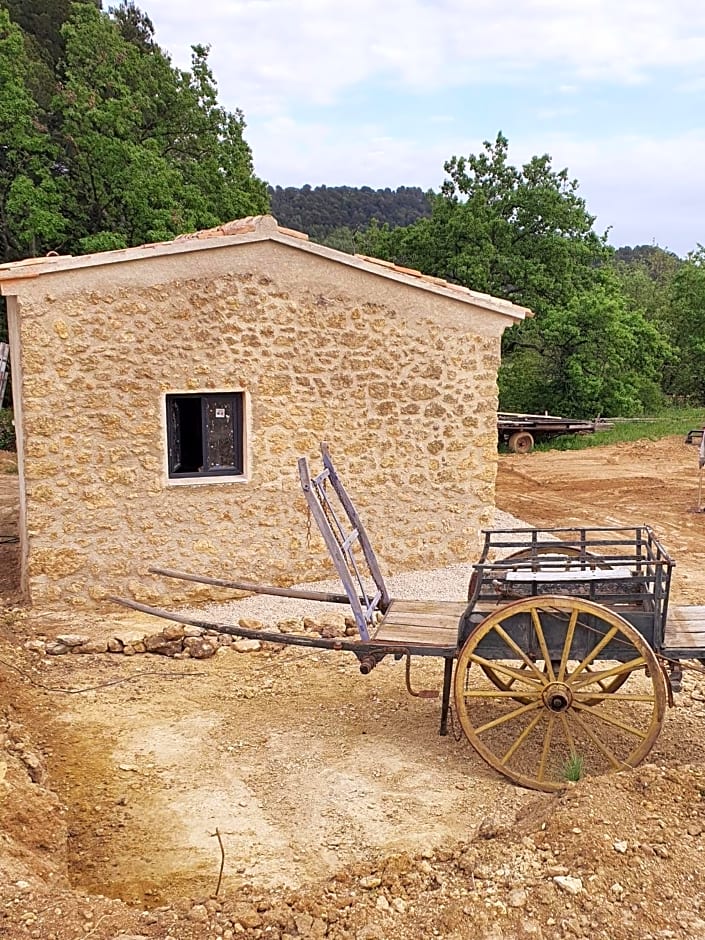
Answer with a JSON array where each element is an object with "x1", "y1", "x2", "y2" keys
[{"x1": 0, "y1": 215, "x2": 530, "y2": 612}]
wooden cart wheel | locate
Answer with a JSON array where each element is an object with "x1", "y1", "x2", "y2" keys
[
  {"x1": 453, "y1": 595, "x2": 667, "y2": 792},
  {"x1": 468, "y1": 546, "x2": 628, "y2": 704},
  {"x1": 507, "y1": 431, "x2": 534, "y2": 453}
]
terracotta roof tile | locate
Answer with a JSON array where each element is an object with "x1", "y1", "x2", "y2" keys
[
  {"x1": 276, "y1": 226, "x2": 309, "y2": 240},
  {"x1": 175, "y1": 218, "x2": 260, "y2": 241},
  {"x1": 0, "y1": 214, "x2": 531, "y2": 321}
]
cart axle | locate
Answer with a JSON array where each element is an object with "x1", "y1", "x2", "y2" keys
[{"x1": 542, "y1": 682, "x2": 573, "y2": 713}]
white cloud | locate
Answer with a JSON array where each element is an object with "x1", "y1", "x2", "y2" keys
[
  {"x1": 511, "y1": 130, "x2": 705, "y2": 252},
  {"x1": 253, "y1": 118, "x2": 705, "y2": 254},
  {"x1": 148, "y1": 0, "x2": 705, "y2": 113},
  {"x1": 139, "y1": 1, "x2": 705, "y2": 251}
]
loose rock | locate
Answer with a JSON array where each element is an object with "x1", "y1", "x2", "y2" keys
[{"x1": 553, "y1": 875, "x2": 583, "y2": 896}]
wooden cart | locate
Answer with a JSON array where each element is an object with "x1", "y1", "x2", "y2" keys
[
  {"x1": 498, "y1": 412, "x2": 613, "y2": 453},
  {"x1": 112, "y1": 444, "x2": 700, "y2": 793}
]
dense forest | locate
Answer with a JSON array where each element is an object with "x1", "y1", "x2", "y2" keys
[
  {"x1": 1, "y1": 2, "x2": 704, "y2": 420},
  {"x1": 269, "y1": 185, "x2": 431, "y2": 250}
]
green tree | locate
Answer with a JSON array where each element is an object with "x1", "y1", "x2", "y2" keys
[
  {"x1": 52, "y1": 3, "x2": 267, "y2": 252},
  {"x1": 175, "y1": 44, "x2": 268, "y2": 228},
  {"x1": 362, "y1": 133, "x2": 609, "y2": 312},
  {"x1": 111, "y1": 0, "x2": 154, "y2": 51},
  {"x1": 0, "y1": 0, "x2": 101, "y2": 69},
  {"x1": 663, "y1": 249, "x2": 705, "y2": 402},
  {"x1": 500, "y1": 279, "x2": 671, "y2": 416},
  {"x1": 0, "y1": 8, "x2": 65, "y2": 261},
  {"x1": 360, "y1": 133, "x2": 673, "y2": 416},
  {"x1": 611, "y1": 245, "x2": 681, "y2": 329}
]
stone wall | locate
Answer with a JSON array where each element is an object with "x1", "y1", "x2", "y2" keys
[{"x1": 8, "y1": 239, "x2": 506, "y2": 612}]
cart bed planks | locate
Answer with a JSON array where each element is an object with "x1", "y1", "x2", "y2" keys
[
  {"x1": 373, "y1": 599, "x2": 466, "y2": 651},
  {"x1": 663, "y1": 606, "x2": 705, "y2": 654}
]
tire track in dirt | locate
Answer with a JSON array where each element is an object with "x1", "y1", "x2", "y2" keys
[{"x1": 496, "y1": 436, "x2": 705, "y2": 605}]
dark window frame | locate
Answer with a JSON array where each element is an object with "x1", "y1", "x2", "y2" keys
[{"x1": 166, "y1": 391, "x2": 245, "y2": 480}]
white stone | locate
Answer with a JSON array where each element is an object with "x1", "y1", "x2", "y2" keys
[
  {"x1": 55, "y1": 634, "x2": 89, "y2": 647},
  {"x1": 233, "y1": 638, "x2": 261, "y2": 653},
  {"x1": 183, "y1": 625, "x2": 205, "y2": 637},
  {"x1": 553, "y1": 875, "x2": 583, "y2": 895},
  {"x1": 75, "y1": 638, "x2": 108, "y2": 654},
  {"x1": 359, "y1": 875, "x2": 382, "y2": 889},
  {"x1": 508, "y1": 887, "x2": 528, "y2": 908},
  {"x1": 112, "y1": 630, "x2": 147, "y2": 646},
  {"x1": 188, "y1": 904, "x2": 209, "y2": 923}
]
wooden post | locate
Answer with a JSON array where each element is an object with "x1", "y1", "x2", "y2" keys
[{"x1": 0, "y1": 342, "x2": 8, "y2": 409}]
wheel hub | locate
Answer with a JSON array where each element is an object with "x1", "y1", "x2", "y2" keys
[{"x1": 542, "y1": 682, "x2": 573, "y2": 713}]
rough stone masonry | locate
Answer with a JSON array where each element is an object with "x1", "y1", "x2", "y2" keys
[{"x1": 0, "y1": 217, "x2": 529, "y2": 615}]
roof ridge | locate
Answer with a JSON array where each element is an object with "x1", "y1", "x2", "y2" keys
[{"x1": 0, "y1": 214, "x2": 531, "y2": 321}]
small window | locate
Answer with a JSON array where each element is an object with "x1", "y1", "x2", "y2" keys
[{"x1": 166, "y1": 392, "x2": 244, "y2": 479}]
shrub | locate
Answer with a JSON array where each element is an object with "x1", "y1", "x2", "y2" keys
[{"x1": 0, "y1": 410, "x2": 16, "y2": 450}]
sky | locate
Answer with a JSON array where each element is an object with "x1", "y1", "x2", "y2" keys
[{"x1": 142, "y1": 0, "x2": 705, "y2": 256}]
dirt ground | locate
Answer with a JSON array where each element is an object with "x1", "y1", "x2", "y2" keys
[{"x1": 2, "y1": 437, "x2": 705, "y2": 939}]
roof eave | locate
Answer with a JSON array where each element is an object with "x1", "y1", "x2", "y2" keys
[{"x1": 0, "y1": 224, "x2": 532, "y2": 322}]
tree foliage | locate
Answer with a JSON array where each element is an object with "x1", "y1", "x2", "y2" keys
[
  {"x1": 362, "y1": 133, "x2": 610, "y2": 310},
  {"x1": 611, "y1": 245, "x2": 682, "y2": 328},
  {"x1": 0, "y1": 0, "x2": 267, "y2": 262},
  {"x1": 500, "y1": 280, "x2": 671, "y2": 416},
  {"x1": 662, "y1": 249, "x2": 705, "y2": 402},
  {"x1": 0, "y1": 8, "x2": 65, "y2": 260},
  {"x1": 360, "y1": 133, "x2": 672, "y2": 417},
  {"x1": 269, "y1": 185, "x2": 431, "y2": 244}
]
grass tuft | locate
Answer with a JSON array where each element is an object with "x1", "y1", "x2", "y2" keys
[{"x1": 561, "y1": 752, "x2": 586, "y2": 783}]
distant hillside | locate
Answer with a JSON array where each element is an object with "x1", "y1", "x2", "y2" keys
[
  {"x1": 269, "y1": 185, "x2": 432, "y2": 242},
  {"x1": 613, "y1": 244, "x2": 682, "y2": 277}
]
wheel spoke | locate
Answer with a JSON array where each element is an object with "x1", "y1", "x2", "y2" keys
[
  {"x1": 570, "y1": 624, "x2": 619, "y2": 679},
  {"x1": 491, "y1": 623, "x2": 549, "y2": 683},
  {"x1": 559, "y1": 712, "x2": 577, "y2": 754},
  {"x1": 557, "y1": 607, "x2": 579, "y2": 682},
  {"x1": 501, "y1": 711, "x2": 545, "y2": 765},
  {"x1": 573, "y1": 690, "x2": 656, "y2": 703},
  {"x1": 468, "y1": 654, "x2": 543, "y2": 687},
  {"x1": 481, "y1": 661, "x2": 532, "y2": 692},
  {"x1": 571, "y1": 701, "x2": 649, "y2": 739},
  {"x1": 571, "y1": 657, "x2": 645, "y2": 690},
  {"x1": 475, "y1": 700, "x2": 543, "y2": 735},
  {"x1": 573, "y1": 691, "x2": 656, "y2": 702},
  {"x1": 568, "y1": 711, "x2": 627, "y2": 769},
  {"x1": 531, "y1": 608, "x2": 556, "y2": 681},
  {"x1": 538, "y1": 714, "x2": 555, "y2": 782},
  {"x1": 463, "y1": 688, "x2": 542, "y2": 699},
  {"x1": 585, "y1": 663, "x2": 612, "y2": 694}
]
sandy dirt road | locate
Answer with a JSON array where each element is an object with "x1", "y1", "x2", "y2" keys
[{"x1": 496, "y1": 435, "x2": 705, "y2": 605}]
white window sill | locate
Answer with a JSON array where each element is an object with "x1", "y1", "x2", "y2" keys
[{"x1": 166, "y1": 474, "x2": 249, "y2": 487}]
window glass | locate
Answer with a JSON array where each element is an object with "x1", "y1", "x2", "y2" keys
[{"x1": 166, "y1": 392, "x2": 243, "y2": 478}]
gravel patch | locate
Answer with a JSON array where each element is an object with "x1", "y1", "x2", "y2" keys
[{"x1": 190, "y1": 508, "x2": 531, "y2": 628}]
